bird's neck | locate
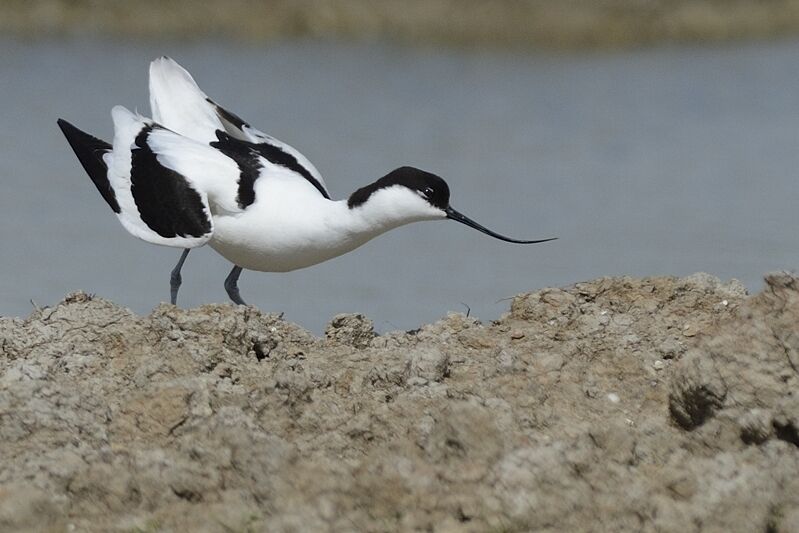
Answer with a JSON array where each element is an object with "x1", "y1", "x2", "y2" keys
[
  {"x1": 338, "y1": 188, "x2": 436, "y2": 240},
  {"x1": 328, "y1": 203, "x2": 409, "y2": 248}
]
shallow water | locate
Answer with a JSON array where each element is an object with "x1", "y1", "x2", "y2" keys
[{"x1": 1, "y1": 38, "x2": 798, "y2": 333}]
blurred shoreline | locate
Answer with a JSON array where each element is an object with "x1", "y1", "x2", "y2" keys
[{"x1": 4, "y1": 0, "x2": 799, "y2": 48}]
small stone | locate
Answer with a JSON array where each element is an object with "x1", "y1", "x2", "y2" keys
[
  {"x1": 668, "y1": 351, "x2": 727, "y2": 429},
  {"x1": 658, "y1": 338, "x2": 682, "y2": 359},
  {"x1": 738, "y1": 409, "x2": 773, "y2": 445},
  {"x1": 496, "y1": 350, "x2": 517, "y2": 374},
  {"x1": 407, "y1": 377, "x2": 429, "y2": 387},
  {"x1": 584, "y1": 384, "x2": 599, "y2": 398},
  {"x1": 406, "y1": 346, "x2": 450, "y2": 382},
  {"x1": 325, "y1": 313, "x2": 375, "y2": 349},
  {"x1": 682, "y1": 324, "x2": 698, "y2": 337},
  {"x1": 666, "y1": 474, "x2": 697, "y2": 500},
  {"x1": 653, "y1": 360, "x2": 665, "y2": 371},
  {"x1": 510, "y1": 330, "x2": 525, "y2": 340},
  {"x1": 607, "y1": 393, "x2": 620, "y2": 404}
]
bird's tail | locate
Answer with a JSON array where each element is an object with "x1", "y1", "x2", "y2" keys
[{"x1": 56, "y1": 119, "x2": 121, "y2": 214}]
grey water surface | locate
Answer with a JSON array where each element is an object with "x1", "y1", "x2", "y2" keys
[{"x1": 1, "y1": 38, "x2": 797, "y2": 333}]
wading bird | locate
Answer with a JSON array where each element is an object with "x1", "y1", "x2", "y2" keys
[{"x1": 58, "y1": 58, "x2": 555, "y2": 305}]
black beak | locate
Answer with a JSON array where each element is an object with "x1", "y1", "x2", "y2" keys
[{"x1": 445, "y1": 206, "x2": 557, "y2": 244}]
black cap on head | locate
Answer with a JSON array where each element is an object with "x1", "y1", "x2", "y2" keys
[{"x1": 348, "y1": 166, "x2": 449, "y2": 209}]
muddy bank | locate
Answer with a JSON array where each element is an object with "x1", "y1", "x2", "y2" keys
[
  {"x1": 1, "y1": 273, "x2": 798, "y2": 532},
  {"x1": 5, "y1": 0, "x2": 799, "y2": 48}
]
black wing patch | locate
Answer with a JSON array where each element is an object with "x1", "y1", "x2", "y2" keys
[
  {"x1": 130, "y1": 126, "x2": 212, "y2": 239},
  {"x1": 206, "y1": 98, "x2": 248, "y2": 131},
  {"x1": 250, "y1": 139, "x2": 330, "y2": 200},
  {"x1": 210, "y1": 130, "x2": 330, "y2": 209},
  {"x1": 57, "y1": 118, "x2": 121, "y2": 214},
  {"x1": 209, "y1": 131, "x2": 260, "y2": 208}
]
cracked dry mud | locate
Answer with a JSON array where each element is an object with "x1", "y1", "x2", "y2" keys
[{"x1": 1, "y1": 273, "x2": 798, "y2": 532}]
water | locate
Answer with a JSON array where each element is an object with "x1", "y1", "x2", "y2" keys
[{"x1": 1, "y1": 38, "x2": 798, "y2": 333}]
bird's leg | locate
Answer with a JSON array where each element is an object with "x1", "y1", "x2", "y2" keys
[
  {"x1": 170, "y1": 248, "x2": 191, "y2": 305},
  {"x1": 224, "y1": 265, "x2": 247, "y2": 305}
]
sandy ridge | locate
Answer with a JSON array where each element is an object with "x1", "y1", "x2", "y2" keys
[{"x1": 1, "y1": 272, "x2": 798, "y2": 531}]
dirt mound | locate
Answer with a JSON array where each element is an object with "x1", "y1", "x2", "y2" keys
[{"x1": 1, "y1": 273, "x2": 798, "y2": 532}]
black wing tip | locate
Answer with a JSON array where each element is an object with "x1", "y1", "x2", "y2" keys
[
  {"x1": 57, "y1": 117, "x2": 111, "y2": 147},
  {"x1": 56, "y1": 117, "x2": 74, "y2": 133},
  {"x1": 57, "y1": 118, "x2": 120, "y2": 214},
  {"x1": 206, "y1": 97, "x2": 250, "y2": 130}
]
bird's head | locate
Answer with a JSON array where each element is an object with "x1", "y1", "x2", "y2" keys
[{"x1": 348, "y1": 166, "x2": 556, "y2": 244}]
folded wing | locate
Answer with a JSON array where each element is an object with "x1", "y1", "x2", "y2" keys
[
  {"x1": 59, "y1": 106, "x2": 249, "y2": 249},
  {"x1": 149, "y1": 56, "x2": 330, "y2": 200}
]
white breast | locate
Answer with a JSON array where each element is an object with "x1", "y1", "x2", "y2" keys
[{"x1": 209, "y1": 172, "x2": 370, "y2": 272}]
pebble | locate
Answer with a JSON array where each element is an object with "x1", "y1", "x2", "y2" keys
[
  {"x1": 653, "y1": 360, "x2": 665, "y2": 371},
  {"x1": 658, "y1": 338, "x2": 682, "y2": 359},
  {"x1": 607, "y1": 393, "x2": 620, "y2": 404},
  {"x1": 682, "y1": 324, "x2": 698, "y2": 337}
]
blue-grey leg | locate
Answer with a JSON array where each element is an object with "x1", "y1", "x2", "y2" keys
[
  {"x1": 170, "y1": 248, "x2": 191, "y2": 305},
  {"x1": 224, "y1": 265, "x2": 247, "y2": 305}
]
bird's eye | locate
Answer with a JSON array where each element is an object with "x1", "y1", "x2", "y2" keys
[{"x1": 423, "y1": 187, "x2": 434, "y2": 197}]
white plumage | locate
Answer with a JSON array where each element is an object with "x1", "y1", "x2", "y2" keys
[
  {"x1": 58, "y1": 57, "x2": 555, "y2": 305},
  {"x1": 148, "y1": 57, "x2": 328, "y2": 196}
]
